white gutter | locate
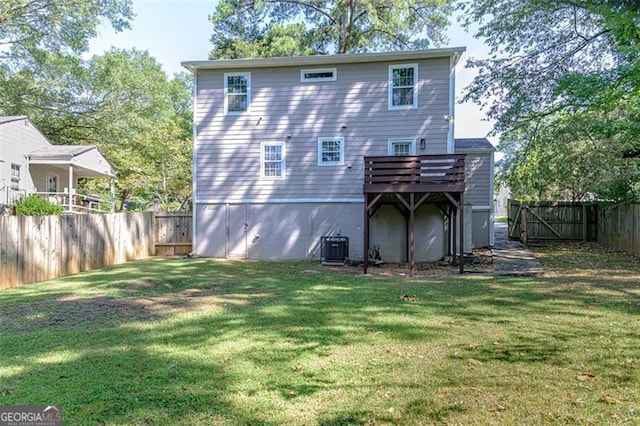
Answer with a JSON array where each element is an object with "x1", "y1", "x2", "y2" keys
[
  {"x1": 182, "y1": 47, "x2": 466, "y2": 72},
  {"x1": 191, "y1": 72, "x2": 199, "y2": 254},
  {"x1": 447, "y1": 52, "x2": 461, "y2": 154}
]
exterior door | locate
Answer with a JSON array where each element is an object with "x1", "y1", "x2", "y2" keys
[{"x1": 47, "y1": 173, "x2": 59, "y2": 193}]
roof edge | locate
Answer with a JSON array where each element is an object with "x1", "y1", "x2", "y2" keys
[
  {"x1": 0, "y1": 115, "x2": 28, "y2": 125},
  {"x1": 182, "y1": 47, "x2": 467, "y2": 72}
]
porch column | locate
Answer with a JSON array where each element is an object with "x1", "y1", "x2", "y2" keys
[
  {"x1": 68, "y1": 165, "x2": 74, "y2": 212},
  {"x1": 110, "y1": 176, "x2": 116, "y2": 213}
]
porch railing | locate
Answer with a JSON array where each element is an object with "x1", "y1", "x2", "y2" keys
[
  {"x1": 33, "y1": 192, "x2": 105, "y2": 213},
  {"x1": 363, "y1": 154, "x2": 466, "y2": 193}
]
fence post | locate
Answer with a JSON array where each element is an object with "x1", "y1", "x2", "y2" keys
[
  {"x1": 521, "y1": 205, "x2": 528, "y2": 245},
  {"x1": 582, "y1": 204, "x2": 587, "y2": 242}
]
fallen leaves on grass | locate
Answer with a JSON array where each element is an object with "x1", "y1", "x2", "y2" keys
[
  {"x1": 599, "y1": 395, "x2": 621, "y2": 405},
  {"x1": 398, "y1": 294, "x2": 420, "y2": 302},
  {"x1": 577, "y1": 373, "x2": 595, "y2": 381}
]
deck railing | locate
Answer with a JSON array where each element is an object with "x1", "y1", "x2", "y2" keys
[
  {"x1": 363, "y1": 154, "x2": 466, "y2": 193},
  {"x1": 33, "y1": 192, "x2": 105, "y2": 213}
]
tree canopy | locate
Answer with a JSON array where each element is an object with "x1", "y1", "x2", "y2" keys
[
  {"x1": 0, "y1": 0, "x2": 132, "y2": 60},
  {"x1": 209, "y1": 0, "x2": 454, "y2": 58},
  {"x1": 461, "y1": 0, "x2": 640, "y2": 201},
  {"x1": 0, "y1": 0, "x2": 193, "y2": 211}
]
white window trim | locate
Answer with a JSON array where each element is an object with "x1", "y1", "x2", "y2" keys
[
  {"x1": 388, "y1": 138, "x2": 417, "y2": 156},
  {"x1": 260, "y1": 141, "x2": 286, "y2": 179},
  {"x1": 46, "y1": 172, "x2": 60, "y2": 193},
  {"x1": 224, "y1": 72, "x2": 251, "y2": 115},
  {"x1": 388, "y1": 64, "x2": 418, "y2": 110},
  {"x1": 10, "y1": 163, "x2": 20, "y2": 190},
  {"x1": 301, "y1": 68, "x2": 337, "y2": 82},
  {"x1": 317, "y1": 137, "x2": 345, "y2": 166}
]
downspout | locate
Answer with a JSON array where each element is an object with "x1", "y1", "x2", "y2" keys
[
  {"x1": 447, "y1": 52, "x2": 460, "y2": 154},
  {"x1": 191, "y1": 70, "x2": 199, "y2": 254},
  {"x1": 489, "y1": 149, "x2": 495, "y2": 246}
]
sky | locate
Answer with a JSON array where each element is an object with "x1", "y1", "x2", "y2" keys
[{"x1": 88, "y1": 0, "x2": 495, "y2": 143}]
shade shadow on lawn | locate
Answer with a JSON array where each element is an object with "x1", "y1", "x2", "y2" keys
[{"x1": 1, "y1": 250, "x2": 640, "y2": 424}]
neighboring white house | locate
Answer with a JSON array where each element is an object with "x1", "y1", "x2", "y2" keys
[
  {"x1": 494, "y1": 181, "x2": 510, "y2": 217},
  {"x1": 183, "y1": 48, "x2": 494, "y2": 267},
  {"x1": 0, "y1": 116, "x2": 115, "y2": 213}
]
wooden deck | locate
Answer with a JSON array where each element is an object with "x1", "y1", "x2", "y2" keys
[
  {"x1": 363, "y1": 154, "x2": 465, "y2": 194},
  {"x1": 363, "y1": 154, "x2": 466, "y2": 276}
]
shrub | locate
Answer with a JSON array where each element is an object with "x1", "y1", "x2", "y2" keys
[{"x1": 12, "y1": 195, "x2": 64, "y2": 216}]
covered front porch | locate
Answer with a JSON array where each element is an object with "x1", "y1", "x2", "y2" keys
[
  {"x1": 28, "y1": 145, "x2": 115, "y2": 214},
  {"x1": 363, "y1": 154, "x2": 466, "y2": 276}
]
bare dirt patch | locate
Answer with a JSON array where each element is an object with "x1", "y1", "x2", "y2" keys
[
  {"x1": 326, "y1": 248, "x2": 494, "y2": 277},
  {"x1": 0, "y1": 286, "x2": 272, "y2": 335}
]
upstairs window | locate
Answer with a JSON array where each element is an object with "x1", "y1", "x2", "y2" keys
[
  {"x1": 318, "y1": 137, "x2": 344, "y2": 166},
  {"x1": 301, "y1": 68, "x2": 337, "y2": 82},
  {"x1": 10, "y1": 164, "x2": 20, "y2": 190},
  {"x1": 388, "y1": 138, "x2": 416, "y2": 156},
  {"x1": 388, "y1": 64, "x2": 418, "y2": 109},
  {"x1": 261, "y1": 142, "x2": 285, "y2": 178},
  {"x1": 225, "y1": 72, "x2": 251, "y2": 114}
]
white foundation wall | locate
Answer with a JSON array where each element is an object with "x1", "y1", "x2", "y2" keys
[
  {"x1": 369, "y1": 204, "x2": 445, "y2": 263},
  {"x1": 195, "y1": 202, "x2": 448, "y2": 262},
  {"x1": 195, "y1": 202, "x2": 365, "y2": 260},
  {"x1": 472, "y1": 207, "x2": 492, "y2": 248},
  {"x1": 369, "y1": 205, "x2": 406, "y2": 263},
  {"x1": 415, "y1": 205, "x2": 447, "y2": 262}
]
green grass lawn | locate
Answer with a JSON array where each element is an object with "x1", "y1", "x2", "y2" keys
[{"x1": 1, "y1": 245, "x2": 639, "y2": 425}]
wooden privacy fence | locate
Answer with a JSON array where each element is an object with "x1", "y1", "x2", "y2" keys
[
  {"x1": 508, "y1": 200, "x2": 598, "y2": 243},
  {"x1": 598, "y1": 204, "x2": 640, "y2": 254},
  {"x1": 0, "y1": 212, "x2": 154, "y2": 289},
  {"x1": 155, "y1": 212, "x2": 192, "y2": 256}
]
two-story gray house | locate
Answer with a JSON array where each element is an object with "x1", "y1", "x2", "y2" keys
[{"x1": 183, "y1": 47, "x2": 493, "y2": 274}]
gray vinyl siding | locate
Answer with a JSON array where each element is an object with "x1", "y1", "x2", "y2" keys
[
  {"x1": 194, "y1": 58, "x2": 452, "y2": 202},
  {"x1": 461, "y1": 153, "x2": 492, "y2": 207},
  {"x1": 455, "y1": 150, "x2": 494, "y2": 248}
]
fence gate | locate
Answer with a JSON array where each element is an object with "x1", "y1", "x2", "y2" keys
[
  {"x1": 507, "y1": 200, "x2": 597, "y2": 244},
  {"x1": 155, "y1": 212, "x2": 192, "y2": 256}
]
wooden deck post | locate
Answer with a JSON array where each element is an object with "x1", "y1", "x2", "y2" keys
[
  {"x1": 409, "y1": 193, "x2": 415, "y2": 276},
  {"x1": 452, "y1": 207, "x2": 457, "y2": 266},
  {"x1": 363, "y1": 194, "x2": 369, "y2": 274},
  {"x1": 459, "y1": 192, "x2": 464, "y2": 274}
]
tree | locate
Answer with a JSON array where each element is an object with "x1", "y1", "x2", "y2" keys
[
  {"x1": 0, "y1": 0, "x2": 133, "y2": 122},
  {"x1": 461, "y1": 0, "x2": 640, "y2": 201},
  {"x1": 460, "y1": 0, "x2": 639, "y2": 130},
  {"x1": 0, "y1": 0, "x2": 132, "y2": 59},
  {"x1": 498, "y1": 111, "x2": 638, "y2": 202},
  {"x1": 72, "y1": 49, "x2": 193, "y2": 211},
  {"x1": 209, "y1": 0, "x2": 454, "y2": 58}
]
